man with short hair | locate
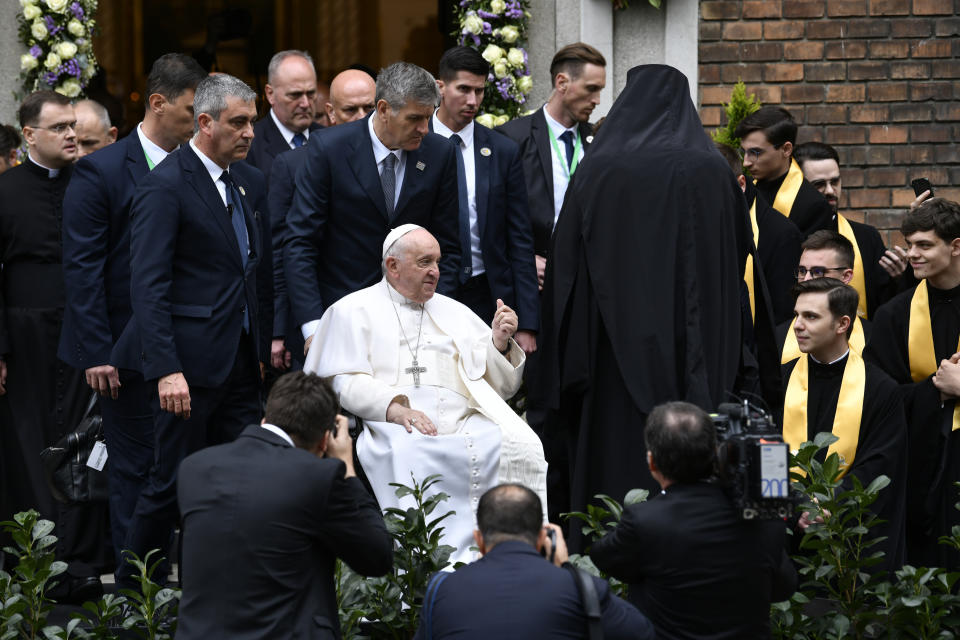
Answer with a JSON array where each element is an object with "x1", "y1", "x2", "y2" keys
[
  {"x1": 285, "y1": 61, "x2": 460, "y2": 355},
  {"x1": 305, "y1": 225, "x2": 545, "y2": 564},
  {"x1": 313, "y1": 80, "x2": 330, "y2": 127},
  {"x1": 176, "y1": 372, "x2": 392, "y2": 640},
  {"x1": 432, "y1": 46, "x2": 539, "y2": 349},
  {"x1": 783, "y1": 278, "x2": 907, "y2": 570},
  {"x1": 415, "y1": 484, "x2": 653, "y2": 640},
  {"x1": 59, "y1": 52, "x2": 207, "y2": 570},
  {"x1": 325, "y1": 68, "x2": 377, "y2": 126},
  {"x1": 0, "y1": 124, "x2": 19, "y2": 174},
  {"x1": 113, "y1": 73, "x2": 273, "y2": 586},
  {"x1": 865, "y1": 198, "x2": 960, "y2": 568},
  {"x1": 591, "y1": 401, "x2": 797, "y2": 639},
  {"x1": 245, "y1": 50, "x2": 321, "y2": 183},
  {"x1": 73, "y1": 99, "x2": 117, "y2": 158},
  {"x1": 735, "y1": 106, "x2": 833, "y2": 238}
]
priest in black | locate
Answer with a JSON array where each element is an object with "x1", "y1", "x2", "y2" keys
[
  {"x1": 865, "y1": 198, "x2": 960, "y2": 569},
  {"x1": 782, "y1": 278, "x2": 907, "y2": 570},
  {"x1": 539, "y1": 65, "x2": 749, "y2": 547},
  {"x1": 735, "y1": 107, "x2": 833, "y2": 239}
]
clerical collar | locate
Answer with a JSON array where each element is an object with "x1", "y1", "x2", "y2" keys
[
  {"x1": 27, "y1": 152, "x2": 60, "y2": 178},
  {"x1": 542, "y1": 105, "x2": 577, "y2": 138},
  {"x1": 385, "y1": 280, "x2": 423, "y2": 308},
  {"x1": 368, "y1": 113, "x2": 403, "y2": 167},
  {"x1": 810, "y1": 348, "x2": 849, "y2": 366},
  {"x1": 270, "y1": 109, "x2": 308, "y2": 148},
  {"x1": 136, "y1": 122, "x2": 170, "y2": 168},
  {"x1": 432, "y1": 110, "x2": 474, "y2": 148},
  {"x1": 260, "y1": 422, "x2": 295, "y2": 447}
]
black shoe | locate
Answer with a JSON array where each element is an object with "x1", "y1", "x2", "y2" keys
[{"x1": 49, "y1": 575, "x2": 104, "y2": 605}]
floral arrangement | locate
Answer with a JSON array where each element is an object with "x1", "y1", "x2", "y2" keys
[
  {"x1": 16, "y1": 0, "x2": 99, "y2": 100},
  {"x1": 453, "y1": 0, "x2": 532, "y2": 127}
]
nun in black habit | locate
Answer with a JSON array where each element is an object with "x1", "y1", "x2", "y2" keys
[{"x1": 538, "y1": 65, "x2": 753, "y2": 544}]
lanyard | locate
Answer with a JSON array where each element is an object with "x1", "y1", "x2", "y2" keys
[
  {"x1": 547, "y1": 125, "x2": 582, "y2": 180},
  {"x1": 144, "y1": 148, "x2": 155, "y2": 171}
]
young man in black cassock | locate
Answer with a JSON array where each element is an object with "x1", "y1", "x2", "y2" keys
[
  {"x1": 865, "y1": 198, "x2": 960, "y2": 569},
  {"x1": 782, "y1": 278, "x2": 907, "y2": 570}
]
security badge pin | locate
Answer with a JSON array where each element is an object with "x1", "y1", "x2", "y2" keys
[
  {"x1": 416, "y1": 161, "x2": 426, "y2": 171},
  {"x1": 238, "y1": 186, "x2": 246, "y2": 196},
  {"x1": 480, "y1": 147, "x2": 491, "y2": 156},
  {"x1": 586, "y1": 135, "x2": 594, "y2": 144}
]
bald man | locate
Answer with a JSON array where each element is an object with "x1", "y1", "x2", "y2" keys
[
  {"x1": 324, "y1": 69, "x2": 376, "y2": 126},
  {"x1": 74, "y1": 99, "x2": 117, "y2": 158}
]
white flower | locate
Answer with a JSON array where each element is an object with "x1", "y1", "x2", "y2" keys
[
  {"x1": 481, "y1": 44, "x2": 503, "y2": 64},
  {"x1": 23, "y1": 4, "x2": 42, "y2": 19},
  {"x1": 489, "y1": 0, "x2": 506, "y2": 14},
  {"x1": 475, "y1": 113, "x2": 496, "y2": 129},
  {"x1": 20, "y1": 0, "x2": 37, "y2": 7},
  {"x1": 493, "y1": 61, "x2": 509, "y2": 79},
  {"x1": 506, "y1": 47, "x2": 525, "y2": 68},
  {"x1": 463, "y1": 13, "x2": 484, "y2": 35},
  {"x1": 45, "y1": 0, "x2": 69, "y2": 12},
  {"x1": 55, "y1": 40, "x2": 77, "y2": 59},
  {"x1": 31, "y1": 19, "x2": 48, "y2": 40},
  {"x1": 499, "y1": 25, "x2": 519, "y2": 43},
  {"x1": 44, "y1": 51, "x2": 61, "y2": 69},
  {"x1": 56, "y1": 77, "x2": 82, "y2": 97},
  {"x1": 20, "y1": 53, "x2": 39, "y2": 70},
  {"x1": 494, "y1": 114, "x2": 510, "y2": 126},
  {"x1": 67, "y1": 19, "x2": 85, "y2": 36},
  {"x1": 517, "y1": 75, "x2": 533, "y2": 94}
]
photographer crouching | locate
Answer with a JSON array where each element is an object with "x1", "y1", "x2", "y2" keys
[{"x1": 591, "y1": 401, "x2": 797, "y2": 639}]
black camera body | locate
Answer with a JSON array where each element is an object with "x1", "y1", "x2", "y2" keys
[{"x1": 712, "y1": 401, "x2": 795, "y2": 520}]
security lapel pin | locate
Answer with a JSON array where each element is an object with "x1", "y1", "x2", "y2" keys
[
  {"x1": 238, "y1": 185, "x2": 246, "y2": 196},
  {"x1": 416, "y1": 161, "x2": 426, "y2": 171},
  {"x1": 586, "y1": 135, "x2": 594, "y2": 144},
  {"x1": 480, "y1": 147, "x2": 491, "y2": 156}
]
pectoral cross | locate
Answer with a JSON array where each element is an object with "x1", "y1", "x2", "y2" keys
[{"x1": 405, "y1": 359, "x2": 427, "y2": 387}]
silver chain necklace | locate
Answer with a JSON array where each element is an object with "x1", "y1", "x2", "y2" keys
[{"x1": 386, "y1": 282, "x2": 427, "y2": 386}]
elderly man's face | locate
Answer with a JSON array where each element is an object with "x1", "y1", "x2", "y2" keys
[
  {"x1": 376, "y1": 100, "x2": 433, "y2": 151},
  {"x1": 74, "y1": 104, "x2": 117, "y2": 158},
  {"x1": 386, "y1": 230, "x2": 441, "y2": 303},
  {"x1": 326, "y1": 71, "x2": 376, "y2": 125},
  {"x1": 266, "y1": 56, "x2": 317, "y2": 134}
]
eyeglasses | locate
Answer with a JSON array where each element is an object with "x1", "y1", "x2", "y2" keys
[
  {"x1": 738, "y1": 143, "x2": 782, "y2": 161},
  {"x1": 794, "y1": 266, "x2": 848, "y2": 279},
  {"x1": 29, "y1": 121, "x2": 77, "y2": 135}
]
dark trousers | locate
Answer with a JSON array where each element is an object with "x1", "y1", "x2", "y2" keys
[
  {"x1": 455, "y1": 273, "x2": 494, "y2": 324},
  {"x1": 119, "y1": 337, "x2": 260, "y2": 585}
]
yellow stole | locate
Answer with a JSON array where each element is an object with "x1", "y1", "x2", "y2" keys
[
  {"x1": 907, "y1": 280, "x2": 960, "y2": 431},
  {"x1": 783, "y1": 350, "x2": 866, "y2": 478},
  {"x1": 772, "y1": 158, "x2": 804, "y2": 219},
  {"x1": 836, "y1": 214, "x2": 868, "y2": 319},
  {"x1": 744, "y1": 198, "x2": 760, "y2": 323},
  {"x1": 781, "y1": 316, "x2": 866, "y2": 364}
]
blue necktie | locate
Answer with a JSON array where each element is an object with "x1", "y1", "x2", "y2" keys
[
  {"x1": 559, "y1": 130, "x2": 575, "y2": 169},
  {"x1": 220, "y1": 171, "x2": 250, "y2": 332},
  {"x1": 291, "y1": 132, "x2": 306, "y2": 148},
  {"x1": 450, "y1": 134, "x2": 472, "y2": 284},
  {"x1": 381, "y1": 153, "x2": 397, "y2": 217}
]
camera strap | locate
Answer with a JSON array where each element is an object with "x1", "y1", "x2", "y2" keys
[
  {"x1": 423, "y1": 570, "x2": 451, "y2": 640},
  {"x1": 562, "y1": 562, "x2": 604, "y2": 640}
]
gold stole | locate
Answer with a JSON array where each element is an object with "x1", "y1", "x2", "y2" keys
[
  {"x1": 744, "y1": 198, "x2": 759, "y2": 323},
  {"x1": 907, "y1": 280, "x2": 960, "y2": 431},
  {"x1": 836, "y1": 214, "x2": 868, "y2": 319},
  {"x1": 772, "y1": 158, "x2": 804, "y2": 218},
  {"x1": 783, "y1": 350, "x2": 866, "y2": 478},
  {"x1": 781, "y1": 317, "x2": 866, "y2": 364}
]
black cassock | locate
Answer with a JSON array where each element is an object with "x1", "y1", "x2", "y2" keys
[
  {"x1": 755, "y1": 168, "x2": 833, "y2": 240},
  {"x1": 864, "y1": 282, "x2": 960, "y2": 569},
  {"x1": 748, "y1": 182, "x2": 802, "y2": 326},
  {"x1": 538, "y1": 65, "x2": 749, "y2": 545},
  {"x1": 781, "y1": 354, "x2": 907, "y2": 571},
  {"x1": 0, "y1": 159, "x2": 109, "y2": 577}
]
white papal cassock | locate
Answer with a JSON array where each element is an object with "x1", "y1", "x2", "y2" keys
[{"x1": 304, "y1": 279, "x2": 547, "y2": 564}]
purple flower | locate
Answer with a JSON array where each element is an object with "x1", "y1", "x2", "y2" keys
[
  {"x1": 60, "y1": 58, "x2": 82, "y2": 78},
  {"x1": 471, "y1": 33, "x2": 481, "y2": 46},
  {"x1": 459, "y1": 0, "x2": 471, "y2": 6},
  {"x1": 70, "y1": 2, "x2": 85, "y2": 20},
  {"x1": 44, "y1": 71, "x2": 59, "y2": 86},
  {"x1": 477, "y1": 10, "x2": 498, "y2": 19},
  {"x1": 30, "y1": 45, "x2": 42, "y2": 58},
  {"x1": 505, "y1": 1, "x2": 524, "y2": 19},
  {"x1": 482, "y1": 21, "x2": 492, "y2": 34},
  {"x1": 44, "y1": 15, "x2": 64, "y2": 36}
]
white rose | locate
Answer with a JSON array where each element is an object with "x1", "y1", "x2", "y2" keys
[
  {"x1": 45, "y1": 0, "x2": 69, "y2": 12},
  {"x1": 20, "y1": 53, "x2": 39, "y2": 71},
  {"x1": 56, "y1": 77, "x2": 82, "y2": 98},
  {"x1": 493, "y1": 61, "x2": 509, "y2": 79},
  {"x1": 481, "y1": 44, "x2": 503, "y2": 64},
  {"x1": 475, "y1": 113, "x2": 496, "y2": 129},
  {"x1": 31, "y1": 20, "x2": 48, "y2": 40},
  {"x1": 499, "y1": 25, "x2": 519, "y2": 43},
  {"x1": 55, "y1": 40, "x2": 77, "y2": 59},
  {"x1": 67, "y1": 19, "x2": 85, "y2": 36},
  {"x1": 23, "y1": 4, "x2": 42, "y2": 19},
  {"x1": 489, "y1": 0, "x2": 506, "y2": 14},
  {"x1": 463, "y1": 13, "x2": 484, "y2": 35},
  {"x1": 494, "y1": 114, "x2": 510, "y2": 127},
  {"x1": 44, "y1": 51, "x2": 61, "y2": 69},
  {"x1": 507, "y1": 47, "x2": 525, "y2": 68},
  {"x1": 517, "y1": 75, "x2": 533, "y2": 94},
  {"x1": 20, "y1": 0, "x2": 37, "y2": 7}
]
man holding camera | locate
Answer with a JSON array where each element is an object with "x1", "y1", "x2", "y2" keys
[
  {"x1": 415, "y1": 484, "x2": 653, "y2": 640},
  {"x1": 590, "y1": 402, "x2": 796, "y2": 640}
]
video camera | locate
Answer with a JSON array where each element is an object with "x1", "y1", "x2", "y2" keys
[{"x1": 712, "y1": 401, "x2": 797, "y2": 520}]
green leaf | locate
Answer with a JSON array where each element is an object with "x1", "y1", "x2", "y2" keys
[
  {"x1": 864, "y1": 475, "x2": 891, "y2": 495},
  {"x1": 624, "y1": 489, "x2": 648, "y2": 505}
]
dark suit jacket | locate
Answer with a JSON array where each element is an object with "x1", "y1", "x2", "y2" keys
[
  {"x1": 267, "y1": 146, "x2": 307, "y2": 355},
  {"x1": 113, "y1": 146, "x2": 273, "y2": 386},
  {"x1": 245, "y1": 112, "x2": 320, "y2": 184},
  {"x1": 59, "y1": 132, "x2": 149, "y2": 369},
  {"x1": 414, "y1": 540, "x2": 654, "y2": 640},
  {"x1": 591, "y1": 483, "x2": 797, "y2": 640},
  {"x1": 429, "y1": 121, "x2": 540, "y2": 332},
  {"x1": 283, "y1": 115, "x2": 460, "y2": 329},
  {"x1": 176, "y1": 425, "x2": 393, "y2": 640},
  {"x1": 496, "y1": 108, "x2": 593, "y2": 256}
]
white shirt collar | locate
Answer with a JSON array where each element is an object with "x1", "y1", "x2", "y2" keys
[
  {"x1": 542, "y1": 105, "x2": 577, "y2": 138},
  {"x1": 269, "y1": 109, "x2": 308, "y2": 147},
  {"x1": 28, "y1": 152, "x2": 59, "y2": 178},
  {"x1": 189, "y1": 138, "x2": 228, "y2": 179},
  {"x1": 809, "y1": 348, "x2": 850, "y2": 366},
  {"x1": 260, "y1": 423, "x2": 295, "y2": 447},
  {"x1": 432, "y1": 111, "x2": 474, "y2": 148},
  {"x1": 368, "y1": 113, "x2": 403, "y2": 166},
  {"x1": 136, "y1": 122, "x2": 171, "y2": 168}
]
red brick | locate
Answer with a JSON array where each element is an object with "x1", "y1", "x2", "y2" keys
[
  {"x1": 848, "y1": 61, "x2": 888, "y2": 80},
  {"x1": 911, "y1": 82, "x2": 954, "y2": 101},
  {"x1": 806, "y1": 20, "x2": 846, "y2": 38},
  {"x1": 765, "y1": 63, "x2": 805, "y2": 82},
  {"x1": 740, "y1": 43, "x2": 784, "y2": 61},
  {"x1": 825, "y1": 41, "x2": 867, "y2": 59},
  {"x1": 721, "y1": 64, "x2": 763, "y2": 83},
  {"x1": 849, "y1": 189, "x2": 891, "y2": 208},
  {"x1": 866, "y1": 147, "x2": 892, "y2": 165},
  {"x1": 844, "y1": 147, "x2": 867, "y2": 164},
  {"x1": 797, "y1": 128, "x2": 825, "y2": 143},
  {"x1": 827, "y1": 0, "x2": 867, "y2": 15},
  {"x1": 868, "y1": 125, "x2": 910, "y2": 143},
  {"x1": 912, "y1": 40, "x2": 953, "y2": 58},
  {"x1": 913, "y1": 0, "x2": 954, "y2": 14},
  {"x1": 784, "y1": 41, "x2": 824, "y2": 60},
  {"x1": 699, "y1": 42, "x2": 741, "y2": 62},
  {"x1": 723, "y1": 22, "x2": 764, "y2": 40},
  {"x1": 826, "y1": 126, "x2": 866, "y2": 143},
  {"x1": 743, "y1": 0, "x2": 783, "y2": 17},
  {"x1": 868, "y1": 83, "x2": 908, "y2": 101},
  {"x1": 935, "y1": 146, "x2": 960, "y2": 163},
  {"x1": 804, "y1": 62, "x2": 846, "y2": 81},
  {"x1": 763, "y1": 21, "x2": 805, "y2": 39},
  {"x1": 850, "y1": 105, "x2": 890, "y2": 122},
  {"x1": 868, "y1": 168, "x2": 908, "y2": 186},
  {"x1": 753, "y1": 85, "x2": 783, "y2": 103},
  {"x1": 865, "y1": 210, "x2": 907, "y2": 229},
  {"x1": 845, "y1": 18, "x2": 891, "y2": 37},
  {"x1": 783, "y1": 1, "x2": 826, "y2": 17},
  {"x1": 700, "y1": 64, "x2": 722, "y2": 84},
  {"x1": 841, "y1": 167, "x2": 865, "y2": 187},
  {"x1": 911, "y1": 168, "x2": 951, "y2": 186},
  {"x1": 935, "y1": 18, "x2": 960, "y2": 36},
  {"x1": 891, "y1": 104, "x2": 935, "y2": 121},
  {"x1": 806, "y1": 105, "x2": 848, "y2": 124},
  {"x1": 892, "y1": 190, "x2": 917, "y2": 207},
  {"x1": 870, "y1": 41, "x2": 911, "y2": 58},
  {"x1": 893, "y1": 145, "x2": 936, "y2": 164},
  {"x1": 700, "y1": 1, "x2": 741, "y2": 19},
  {"x1": 783, "y1": 84, "x2": 825, "y2": 103},
  {"x1": 910, "y1": 124, "x2": 952, "y2": 141},
  {"x1": 934, "y1": 103, "x2": 960, "y2": 121},
  {"x1": 699, "y1": 106, "x2": 724, "y2": 127},
  {"x1": 932, "y1": 61, "x2": 960, "y2": 78},
  {"x1": 891, "y1": 20, "x2": 933, "y2": 37},
  {"x1": 826, "y1": 83, "x2": 865, "y2": 102},
  {"x1": 701, "y1": 86, "x2": 735, "y2": 105},
  {"x1": 891, "y1": 62, "x2": 931, "y2": 79},
  {"x1": 870, "y1": 0, "x2": 910, "y2": 14},
  {"x1": 700, "y1": 22, "x2": 723, "y2": 41}
]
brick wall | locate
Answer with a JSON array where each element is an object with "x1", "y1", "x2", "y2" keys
[{"x1": 698, "y1": 0, "x2": 960, "y2": 245}]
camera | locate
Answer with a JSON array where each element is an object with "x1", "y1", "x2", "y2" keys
[{"x1": 712, "y1": 401, "x2": 796, "y2": 520}]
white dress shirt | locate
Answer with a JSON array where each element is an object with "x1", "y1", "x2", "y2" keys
[
  {"x1": 260, "y1": 422, "x2": 295, "y2": 447},
  {"x1": 368, "y1": 112, "x2": 405, "y2": 210},
  {"x1": 136, "y1": 122, "x2": 171, "y2": 168},
  {"x1": 188, "y1": 139, "x2": 249, "y2": 245},
  {"x1": 542, "y1": 106, "x2": 584, "y2": 227},
  {"x1": 270, "y1": 109, "x2": 310, "y2": 149}
]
